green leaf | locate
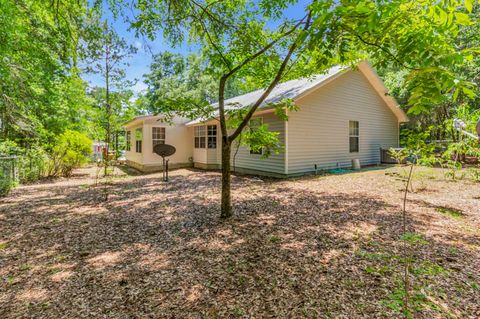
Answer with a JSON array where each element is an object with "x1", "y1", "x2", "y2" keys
[
  {"x1": 465, "y1": 0, "x2": 473, "y2": 13},
  {"x1": 454, "y1": 12, "x2": 471, "y2": 24}
]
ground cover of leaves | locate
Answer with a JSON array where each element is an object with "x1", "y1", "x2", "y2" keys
[{"x1": 0, "y1": 166, "x2": 479, "y2": 318}]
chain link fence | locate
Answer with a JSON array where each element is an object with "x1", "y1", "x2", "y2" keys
[{"x1": 0, "y1": 156, "x2": 19, "y2": 196}]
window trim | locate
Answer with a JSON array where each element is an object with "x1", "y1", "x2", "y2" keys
[
  {"x1": 152, "y1": 127, "x2": 166, "y2": 153},
  {"x1": 194, "y1": 125, "x2": 206, "y2": 149},
  {"x1": 125, "y1": 131, "x2": 131, "y2": 151},
  {"x1": 207, "y1": 125, "x2": 217, "y2": 149},
  {"x1": 249, "y1": 117, "x2": 263, "y2": 155},
  {"x1": 349, "y1": 120, "x2": 359, "y2": 153}
]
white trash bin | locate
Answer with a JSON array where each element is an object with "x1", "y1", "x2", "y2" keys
[{"x1": 352, "y1": 159, "x2": 361, "y2": 170}]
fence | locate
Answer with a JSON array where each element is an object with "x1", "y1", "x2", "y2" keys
[{"x1": 0, "y1": 156, "x2": 19, "y2": 196}]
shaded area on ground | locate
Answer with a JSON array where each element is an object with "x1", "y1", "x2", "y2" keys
[{"x1": 0, "y1": 167, "x2": 479, "y2": 318}]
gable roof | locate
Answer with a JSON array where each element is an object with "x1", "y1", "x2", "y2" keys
[
  {"x1": 123, "y1": 114, "x2": 191, "y2": 128},
  {"x1": 186, "y1": 61, "x2": 407, "y2": 125}
]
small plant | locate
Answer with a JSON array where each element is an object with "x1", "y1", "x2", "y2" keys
[
  {"x1": 269, "y1": 235, "x2": 281, "y2": 243},
  {"x1": 389, "y1": 148, "x2": 409, "y2": 164},
  {"x1": 467, "y1": 168, "x2": 480, "y2": 182},
  {"x1": 400, "y1": 233, "x2": 429, "y2": 245},
  {"x1": 19, "y1": 263, "x2": 32, "y2": 271},
  {"x1": 435, "y1": 207, "x2": 463, "y2": 219}
]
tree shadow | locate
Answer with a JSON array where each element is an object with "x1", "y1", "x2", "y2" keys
[{"x1": 0, "y1": 171, "x2": 478, "y2": 318}]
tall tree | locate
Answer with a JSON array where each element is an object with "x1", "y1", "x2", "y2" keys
[
  {"x1": 117, "y1": 0, "x2": 476, "y2": 218},
  {"x1": 0, "y1": 0, "x2": 90, "y2": 145},
  {"x1": 88, "y1": 87, "x2": 142, "y2": 147},
  {"x1": 83, "y1": 16, "x2": 136, "y2": 171}
]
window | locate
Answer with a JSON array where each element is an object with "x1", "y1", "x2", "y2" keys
[
  {"x1": 249, "y1": 118, "x2": 263, "y2": 155},
  {"x1": 152, "y1": 127, "x2": 166, "y2": 152},
  {"x1": 126, "y1": 131, "x2": 131, "y2": 151},
  {"x1": 194, "y1": 126, "x2": 206, "y2": 148},
  {"x1": 207, "y1": 125, "x2": 217, "y2": 149},
  {"x1": 349, "y1": 121, "x2": 359, "y2": 153},
  {"x1": 135, "y1": 128, "x2": 142, "y2": 153}
]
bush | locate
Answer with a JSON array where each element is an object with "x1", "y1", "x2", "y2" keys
[{"x1": 47, "y1": 130, "x2": 92, "y2": 177}]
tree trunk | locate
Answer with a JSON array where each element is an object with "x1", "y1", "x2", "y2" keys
[{"x1": 220, "y1": 137, "x2": 232, "y2": 218}]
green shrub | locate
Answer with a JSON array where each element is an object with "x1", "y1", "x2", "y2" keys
[
  {"x1": 468, "y1": 168, "x2": 480, "y2": 182},
  {"x1": 47, "y1": 130, "x2": 92, "y2": 177}
]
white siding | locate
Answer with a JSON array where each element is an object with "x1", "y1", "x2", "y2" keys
[
  {"x1": 125, "y1": 117, "x2": 193, "y2": 167},
  {"x1": 287, "y1": 70, "x2": 399, "y2": 175},
  {"x1": 231, "y1": 112, "x2": 285, "y2": 174}
]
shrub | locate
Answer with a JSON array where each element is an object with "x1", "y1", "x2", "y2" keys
[{"x1": 47, "y1": 130, "x2": 92, "y2": 177}]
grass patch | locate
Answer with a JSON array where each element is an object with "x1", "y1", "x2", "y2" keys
[
  {"x1": 19, "y1": 263, "x2": 32, "y2": 271},
  {"x1": 436, "y1": 207, "x2": 464, "y2": 219},
  {"x1": 269, "y1": 235, "x2": 281, "y2": 243},
  {"x1": 0, "y1": 242, "x2": 7, "y2": 250}
]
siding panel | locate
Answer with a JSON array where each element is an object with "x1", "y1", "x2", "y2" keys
[
  {"x1": 288, "y1": 70, "x2": 399, "y2": 175},
  {"x1": 231, "y1": 113, "x2": 285, "y2": 174}
]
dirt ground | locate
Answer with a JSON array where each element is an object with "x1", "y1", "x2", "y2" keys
[{"x1": 0, "y1": 165, "x2": 479, "y2": 318}]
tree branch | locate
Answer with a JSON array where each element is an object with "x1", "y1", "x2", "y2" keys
[{"x1": 228, "y1": 11, "x2": 312, "y2": 142}]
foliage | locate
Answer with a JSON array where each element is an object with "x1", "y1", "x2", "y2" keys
[
  {"x1": 380, "y1": 5, "x2": 480, "y2": 141},
  {"x1": 141, "y1": 51, "x2": 250, "y2": 120},
  {"x1": 87, "y1": 87, "x2": 141, "y2": 145},
  {"x1": 0, "y1": 0, "x2": 92, "y2": 145},
  {"x1": 0, "y1": 159, "x2": 16, "y2": 196},
  {"x1": 388, "y1": 148, "x2": 409, "y2": 165},
  {"x1": 116, "y1": 0, "x2": 478, "y2": 217},
  {"x1": 400, "y1": 129, "x2": 437, "y2": 165},
  {"x1": 0, "y1": 140, "x2": 50, "y2": 195},
  {"x1": 47, "y1": 130, "x2": 92, "y2": 177}
]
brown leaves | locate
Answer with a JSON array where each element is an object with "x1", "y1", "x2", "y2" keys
[{"x1": 0, "y1": 166, "x2": 478, "y2": 318}]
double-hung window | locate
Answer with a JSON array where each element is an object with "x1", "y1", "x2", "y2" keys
[
  {"x1": 135, "y1": 128, "x2": 142, "y2": 153},
  {"x1": 207, "y1": 125, "x2": 217, "y2": 149},
  {"x1": 194, "y1": 126, "x2": 206, "y2": 148},
  {"x1": 152, "y1": 127, "x2": 166, "y2": 151},
  {"x1": 125, "y1": 131, "x2": 131, "y2": 151},
  {"x1": 249, "y1": 118, "x2": 263, "y2": 155},
  {"x1": 349, "y1": 121, "x2": 359, "y2": 153}
]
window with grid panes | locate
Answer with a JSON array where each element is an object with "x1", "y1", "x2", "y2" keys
[
  {"x1": 152, "y1": 127, "x2": 166, "y2": 152},
  {"x1": 207, "y1": 125, "x2": 217, "y2": 149},
  {"x1": 194, "y1": 126, "x2": 206, "y2": 148},
  {"x1": 349, "y1": 121, "x2": 359, "y2": 153}
]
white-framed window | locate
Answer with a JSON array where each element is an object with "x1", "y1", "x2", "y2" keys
[
  {"x1": 125, "y1": 131, "x2": 131, "y2": 151},
  {"x1": 349, "y1": 120, "x2": 359, "y2": 153},
  {"x1": 249, "y1": 117, "x2": 263, "y2": 155},
  {"x1": 152, "y1": 127, "x2": 166, "y2": 152},
  {"x1": 135, "y1": 128, "x2": 142, "y2": 153},
  {"x1": 207, "y1": 125, "x2": 217, "y2": 149},
  {"x1": 194, "y1": 126, "x2": 206, "y2": 148}
]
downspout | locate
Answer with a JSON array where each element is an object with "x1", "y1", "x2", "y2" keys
[{"x1": 284, "y1": 107, "x2": 289, "y2": 176}]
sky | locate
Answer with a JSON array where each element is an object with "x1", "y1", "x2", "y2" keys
[{"x1": 82, "y1": 0, "x2": 312, "y2": 95}]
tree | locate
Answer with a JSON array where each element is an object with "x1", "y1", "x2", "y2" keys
[
  {"x1": 83, "y1": 15, "x2": 137, "y2": 173},
  {"x1": 142, "y1": 51, "x2": 249, "y2": 117},
  {"x1": 116, "y1": 0, "x2": 476, "y2": 218},
  {"x1": 88, "y1": 87, "x2": 142, "y2": 151},
  {"x1": 379, "y1": 4, "x2": 480, "y2": 143},
  {"x1": 0, "y1": 0, "x2": 90, "y2": 146}
]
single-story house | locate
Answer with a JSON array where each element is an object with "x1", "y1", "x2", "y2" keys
[{"x1": 122, "y1": 61, "x2": 408, "y2": 177}]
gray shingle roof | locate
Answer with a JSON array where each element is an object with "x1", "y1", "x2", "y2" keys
[{"x1": 187, "y1": 65, "x2": 345, "y2": 125}]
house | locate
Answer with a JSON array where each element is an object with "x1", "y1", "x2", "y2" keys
[{"x1": 122, "y1": 61, "x2": 408, "y2": 177}]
